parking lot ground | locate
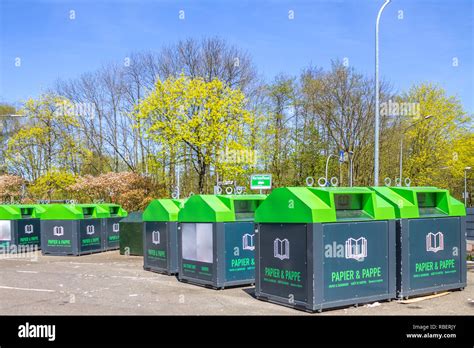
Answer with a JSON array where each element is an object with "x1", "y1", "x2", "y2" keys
[{"x1": 0, "y1": 251, "x2": 473, "y2": 315}]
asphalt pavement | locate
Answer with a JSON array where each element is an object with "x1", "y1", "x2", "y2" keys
[{"x1": 0, "y1": 251, "x2": 472, "y2": 315}]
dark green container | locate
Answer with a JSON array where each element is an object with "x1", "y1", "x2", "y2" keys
[
  {"x1": 143, "y1": 199, "x2": 183, "y2": 275},
  {"x1": 254, "y1": 187, "x2": 397, "y2": 312},
  {"x1": 0, "y1": 204, "x2": 45, "y2": 252},
  {"x1": 97, "y1": 204, "x2": 128, "y2": 251},
  {"x1": 371, "y1": 186, "x2": 467, "y2": 299},
  {"x1": 177, "y1": 194, "x2": 266, "y2": 289},
  {"x1": 40, "y1": 204, "x2": 109, "y2": 256},
  {"x1": 119, "y1": 212, "x2": 144, "y2": 256}
]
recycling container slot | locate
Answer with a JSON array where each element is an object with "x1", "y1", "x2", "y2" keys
[
  {"x1": 234, "y1": 200, "x2": 259, "y2": 221},
  {"x1": 334, "y1": 193, "x2": 372, "y2": 221},
  {"x1": 416, "y1": 192, "x2": 447, "y2": 217},
  {"x1": 20, "y1": 208, "x2": 34, "y2": 218},
  {"x1": 82, "y1": 207, "x2": 94, "y2": 218},
  {"x1": 109, "y1": 206, "x2": 119, "y2": 217}
]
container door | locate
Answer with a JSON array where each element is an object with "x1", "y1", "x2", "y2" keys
[
  {"x1": 259, "y1": 223, "x2": 308, "y2": 303},
  {"x1": 144, "y1": 222, "x2": 168, "y2": 270},
  {"x1": 224, "y1": 222, "x2": 255, "y2": 282},
  {"x1": 17, "y1": 219, "x2": 41, "y2": 247},
  {"x1": 322, "y1": 221, "x2": 390, "y2": 302},
  {"x1": 407, "y1": 217, "x2": 462, "y2": 290},
  {"x1": 0, "y1": 220, "x2": 12, "y2": 248},
  {"x1": 181, "y1": 223, "x2": 214, "y2": 281}
]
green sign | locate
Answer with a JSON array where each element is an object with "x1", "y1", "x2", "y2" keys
[{"x1": 250, "y1": 174, "x2": 272, "y2": 190}]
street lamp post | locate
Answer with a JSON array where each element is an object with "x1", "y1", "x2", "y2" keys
[
  {"x1": 465, "y1": 167, "x2": 472, "y2": 207},
  {"x1": 348, "y1": 151, "x2": 354, "y2": 187},
  {"x1": 399, "y1": 115, "x2": 433, "y2": 184},
  {"x1": 325, "y1": 154, "x2": 337, "y2": 186},
  {"x1": 374, "y1": 0, "x2": 391, "y2": 186}
]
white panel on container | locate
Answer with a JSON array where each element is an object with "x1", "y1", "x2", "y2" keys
[
  {"x1": 196, "y1": 223, "x2": 213, "y2": 263},
  {"x1": 181, "y1": 223, "x2": 197, "y2": 260},
  {"x1": 0, "y1": 221, "x2": 12, "y2": 241}
]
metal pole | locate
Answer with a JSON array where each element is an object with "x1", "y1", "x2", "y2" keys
[
  {"x1": 176, "y1": 166, "x2": 180, "y2": 199},
  {"x1": 350, "y1": 156, "x2": 353, "y2": 187},
  {"x1": 399, "y1": 135, "x2": 403, "y2": 185},
  {"x1": 339, "y1": 162, "x2": 342, "y2": 187},
  {"x1": 374, "y1": 0, "x2": 391, "y2": 186},
  {"x1": 325, "y1": 154, "x2": 335, "y2": 184},
  {"x1": 465, "y1": 169, "x2": 468, "y2": 207}
]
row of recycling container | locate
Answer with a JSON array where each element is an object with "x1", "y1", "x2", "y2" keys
[
  {"x1": 0, "y1": 186, "x2": 468, "y2": 312},
  {"x1": 0, "y1": 203, "x2": 127, "y2": 254}
]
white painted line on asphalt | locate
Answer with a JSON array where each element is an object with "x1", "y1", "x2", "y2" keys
[
  {"x1": 68, "y1": 262, "x2": 104, "y2": 265},
  {"x1": 16, "y1": 270, "x2": 39, "y2": 274},
  {"x1": 110, "y1": 275, "x2": 156, "y2": 280},
  {"x1": 0, "y1": 285, "x2": 55, "y2": 293}
]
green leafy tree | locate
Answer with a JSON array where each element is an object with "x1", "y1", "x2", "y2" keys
[
  {"x1": 5, "y1": 94, "x2": 84, "y2": 180},
  {"x1": 28, "y1": 171, "x2": 77, "y2": 200},
  {"x1": 136, "y1": 75, "x2": 254, "y2": 193}
]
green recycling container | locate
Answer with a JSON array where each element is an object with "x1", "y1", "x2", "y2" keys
[
  {"x1": 143, "y1": 199, "x2": 184, "y2": 275},
  {"x1": 0, "y1": 204, "x2": 45, "y2": 253},
  {"x1": 40, "y1": 204, "x2": 109, "y2": 256},
  {"x1": 371, "y1": 186, "x2": 467, "y2": 299},
  {"x1": 254, "y1": 187, "x2": 397, "y2": 312},
  {"x1": 177, "y1": 194, "x2": 266, "y2": 289},
  {"x1": 97, "y1": 203, "x2": 128, "y2": 251},
  {"x1": 119, "y1": 211, "x2": 144, "y2": 256}
]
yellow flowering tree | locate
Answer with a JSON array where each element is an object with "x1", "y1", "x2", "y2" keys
[
  {"x1": 136, "y1": 76, "x2": 254, "y2": 193},
  {"x1": 5, "y1": 94, "x2": 83, "y2": 180}
]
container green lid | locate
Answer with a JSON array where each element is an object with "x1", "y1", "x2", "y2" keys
[
  {"x1": 178, "y1": 194, "x2": 267, "y2": 222},
  {"x1": 143, "y1": 199, "x2": 183, "y2": 222},
  {"x1": 97, "y1": 203, "x2": 128, "y2": 218},
  {"x1": 254, "y1": 187, "x2": 395, "y2": 223},
  {"x1": 40, "y1": 204, "x2": 109, "y2": 220},
  {"x1": 31, "y1": 204, "x2": 49, "y2": 217},
  {"x1": 370, "y1": 186, "x2": 466, "y2": 218},
  {"x1": 0, "y1": 205, "x2": 22, "y2": 220},
  {"x1": 0, "y1": 204, "x2": 46, "y2": 220}
]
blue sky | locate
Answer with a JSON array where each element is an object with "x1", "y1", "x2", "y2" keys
[{"x1": 1, "y1": 0, "x2": 473, "y2": 112}]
